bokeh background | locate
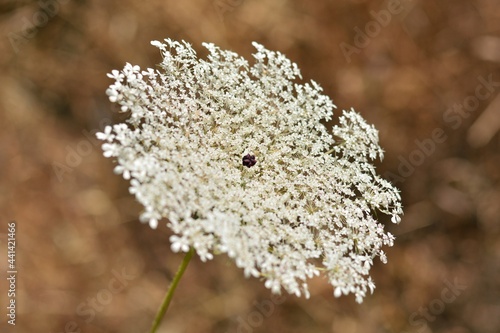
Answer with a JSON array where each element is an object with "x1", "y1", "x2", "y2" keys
[{"x1": 1, "y1": 0, "x2": 499, "y2": 332}]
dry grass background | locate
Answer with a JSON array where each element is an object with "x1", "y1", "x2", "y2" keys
[{"x1": 0, "y1": 0, "x2": 499, "y2": 332}]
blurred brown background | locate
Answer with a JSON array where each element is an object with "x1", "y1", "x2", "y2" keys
[{"x1": 0, "y1": 0, "x2": 499, "y2": 332}]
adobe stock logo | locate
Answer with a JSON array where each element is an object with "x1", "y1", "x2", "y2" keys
[
  {"x1": 402, "y1": 278, "x2": 467, "y2": 333},
  {"x1": 55, "y1": 268, "x2": 136, "y2": 333},
  {"x1": 52, "y1": 117, "x2": 112, "y2": 182},
  {"x1": 7, "y1": 0, "x2": 70, "y2": 54},
  {"x1": 384, "y1": 74, "x2": 500, "y2": 184},
  {"x1": 213, "y1": 0, "x2": 244, "y2": 23},
  {"x1": 339, "y1": 0, "x2": 413, "y2": 63},
  {"x1": 228, "y1": 293, "x2": 287, "y2": 333}
]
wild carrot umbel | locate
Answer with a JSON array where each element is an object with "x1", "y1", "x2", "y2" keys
[{"x1": 97, "y1": 39, "x2": 403, "y2": 317}]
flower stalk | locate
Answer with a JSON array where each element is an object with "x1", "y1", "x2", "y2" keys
[{"x1": 148, "y1": 248, "x2": 195, "y2": 333}]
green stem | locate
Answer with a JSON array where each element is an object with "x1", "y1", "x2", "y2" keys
[{"x1": 148, "y1": 247, "x2": 195, "y2": 333}]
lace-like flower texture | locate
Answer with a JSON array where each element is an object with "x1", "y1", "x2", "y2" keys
[{"x1": 97, "y1": 39, "x2": 403, "y2": 303}]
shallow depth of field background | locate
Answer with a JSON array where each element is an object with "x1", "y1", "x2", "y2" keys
[{"x1": 1, "y1": 1, "x2": 499, "y2": 332}]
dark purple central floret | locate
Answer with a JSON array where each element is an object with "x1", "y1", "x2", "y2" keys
[{"x1": 242, "y1": 154, "x2": 257, "y2": 168}]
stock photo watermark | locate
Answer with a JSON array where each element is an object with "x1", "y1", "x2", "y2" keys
[
  {"x1": 227, "y1": 278, "x2": 465, "y2": 333},
  {"x1": 339, "y1": 0, "x2": 414, "y2": 63},
  {"x1": 52, "y1": 117, "x2": 112, "y2": 182},
  {"x1": 7, "y1": 0, "x2": 70, "y2": 54},
  {"x1": 227, "y1": 293, "x2": 287, "y2": 333},
  {"x1": 402, "y1": 278, "x2": 467, "y2": 333},
  {"x1": 55, "y1": 267, "x2": 136, "y2": 333},
  {"x1": 385, "y1": 73, "x2": 500, "y2": 184},
  {"x1": 213, "y1": 0, "x2": 244, "y2": 23},
  {"x1": 5, "y1": 221, "x2": 17, "y2": 326}
]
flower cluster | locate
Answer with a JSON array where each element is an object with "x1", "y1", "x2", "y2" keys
[{"x1": 97, "y1": 39, "x2": 403, "y2": 303}]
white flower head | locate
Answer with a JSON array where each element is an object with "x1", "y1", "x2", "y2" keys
[{"x1": 98, "y1": 39, "x2": 403, "y2": 303}]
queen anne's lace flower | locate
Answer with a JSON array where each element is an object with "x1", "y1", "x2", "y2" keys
[{"x1": 97, "y1": 39, "x2": 403, "y2": 303}]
